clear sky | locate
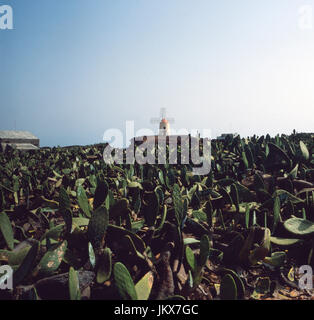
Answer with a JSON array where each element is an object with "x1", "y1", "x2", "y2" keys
[{"x1": 0, "y1": 0, "x2": 313, "y2": 147}]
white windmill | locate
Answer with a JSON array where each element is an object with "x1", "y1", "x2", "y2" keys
[{"x1": 150, "y1": 108, "x2": 175, "y2": 136}]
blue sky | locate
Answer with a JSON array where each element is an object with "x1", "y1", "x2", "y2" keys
[{"x1": 0, "y1": 0, "x2": 313, "y2": 147}]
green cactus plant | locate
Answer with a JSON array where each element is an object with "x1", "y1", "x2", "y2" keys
[
  {"x1": 173, "y1": 184, "x2": 185, "y2": 228},
  {"x1": 77, "y1": 185, "x2": 91, "y2": 218},
  {"x1": 13, "y1": 241, "x2": 39, "y2": 286},
  {"x1": 113, "y1": 262, "x2": 137, "y2": 300},
  {"x1": 96, "y1": 247, "x2": 112, "y2": 284},
  {"x1": 37, "y1": 240, "x2": 67, "y2": 276},
  {"x1": 93, "y1": 179, "x2": 109, "y2": 210},
  {"x1": 185, "y1": 234, "x2": 210, "y2": 289},
  {"x1": 220, "y1": 273, "x2": 238, "y2": 300},
  {"x1": 0, "y1": 211, "x2": 14, "y2": 250},
  {"x1": 88, "y1": 206, "x2": 109, "y2": 251},
  {"x1": 284, "y1": 217, "x2": 314, "y2": 237},
  {"x1": 143, "y1": 191, "x2": 159, "y2": 227},
  {"x1": 69, "y1": 267, "x2": 81, "y2": 300},
  {"x1": 219, "y1": 268, "x2": 245, "y2": 299},
  {"x1": 135, "y1": 271, "x2": 154, "y2": 300}
]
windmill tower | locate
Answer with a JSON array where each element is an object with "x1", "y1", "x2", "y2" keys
[{"x1": 150, "y1": 108, "x2": 174, "y2": 136}]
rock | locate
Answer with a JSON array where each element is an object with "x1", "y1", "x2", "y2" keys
[{"x1": 35, "y1": 271, "x2": 95, "y2": 300}]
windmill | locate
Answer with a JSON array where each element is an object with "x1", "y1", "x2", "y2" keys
[{"x1": 150, "y1": 108, "x2": 175, "y2": 136}]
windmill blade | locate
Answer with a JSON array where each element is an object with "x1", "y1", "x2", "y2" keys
[
  {"x1": 150, "y1": 108, "x2": 175, "y2": 124},
  {"x1": 161, "y1": 108, "x2": 175, "y2": 123},
  {"x1": 160, "y1": 108, "x2": 167, "y2": 119}
]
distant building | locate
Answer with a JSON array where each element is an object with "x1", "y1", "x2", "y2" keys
[
  {"x1": 131, "y1": 113, "x2": 202, "y2": 148},
  {"x1": 0, "y1": 131, "x2": 40, "y2": 151}
]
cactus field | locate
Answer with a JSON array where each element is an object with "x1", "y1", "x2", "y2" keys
[{"x1": 0, "y1": 132, "x2": 314, "y2": 300}]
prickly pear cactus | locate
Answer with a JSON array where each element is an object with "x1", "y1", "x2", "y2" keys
[
  {"x1": 135, "y1": 271, "x2": 154, "y2": 300},
  {"x1": 77, "y1": 185, "x2": 91, "y2": 218},
  {"x1": 220, "y1": 273, "x2": 238, "y2": 300},
  {"x1": 96, "y1": 247, "x2": 112, "y2": 284},
  {"x1": 185, "y1": 246, "x2": 196, "y2": 273},
  {"x1": 173, "y1": 184, "x2": 184, "y2": 227},
  {"x1": 59, "y1": 187, "x2": 71, "y2": 212},
  {"x1": 143, "y1": 192, "x2": 159, "y2": 227},
  {"x1": 0, "y1": 211, "x2": 14, "y2": 250},
  {"x1": 114, "y1": 262, "x2": 137, "y2": 300},
  {"x1": 13, "y1": 241, "x2": 39, "y2": 286},
  {"x1": 93, "y1": 180, "x2": 109, "y2": 210},
  {"x1": 88, "y1": 206, "x2": 109, "y2": 251},
  {"x1": 198, "y1": 234, "x2": 210, "y2": 269},
  {"x1": 109, "y1": 198, "x2": 129, "y2": 220},
  {"x1": 69, "y1": 267, "x2": 81, "y2": 300},
  {"x1": 37, "y1": 240, "x2": 67, "y2": 277}
]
